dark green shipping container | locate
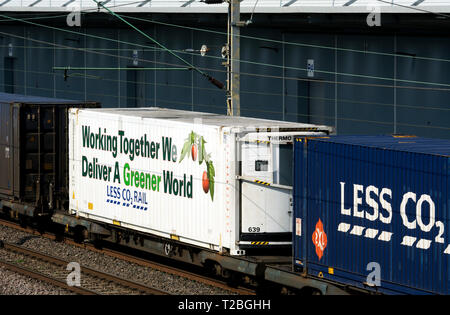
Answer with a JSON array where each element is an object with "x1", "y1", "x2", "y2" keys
[{"x1": 0, "y1": 92, "x2": 99, "y2": 216}]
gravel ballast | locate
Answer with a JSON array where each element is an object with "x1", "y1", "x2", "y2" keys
[
  {"x1": 0, "y1": 224, "x2": 235, "y2": 295},
  {"x1": 0, "y1": 265, "x2": 75, "y2": 295}
]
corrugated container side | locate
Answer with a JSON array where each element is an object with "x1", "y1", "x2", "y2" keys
[
  {"x1": 0, "y1": 102, "x2": 13, "y2": 196},
  {"x1": 0, "y1": 94, "x2": 99, "y2": 211},
  {"x1": 294, "y1": 136, "x2": 450, "y2": 295}
]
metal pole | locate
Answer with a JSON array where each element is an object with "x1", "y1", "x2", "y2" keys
[
  {"x1": 229, "y1": 0, "x2": 240, "y2": 116},
  {"x1": 334, "y1": 34, "x2": 338, "y2": 133},
  {"x1": 282, "y1": 32, "x2": 285, "y2": 121},
  {"x1": 394, "y1": 33, "x2": 397, "y2": 134},
  {"x1": 226, "y1": 3, "x2": 231, "y2": 115}
]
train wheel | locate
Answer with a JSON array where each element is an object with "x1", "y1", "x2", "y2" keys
[
  {"x1": 93, "y1": 237, "x2": 104, "y2": 249},
  {"x1": 18, "y1": 214, "x2": 28, "y2": 228},
  {"x1": 73, "y1": 226, "x2": 88, "y2": 243},
  {"x1": 225, "y1": 271, "x2": 241, "y2": 288}
]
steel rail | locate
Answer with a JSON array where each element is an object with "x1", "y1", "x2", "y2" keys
[
  {"x1": 0, "y1": 239, "x2": 169, "y2": 295},
  {"x1": 0, "y1": 257, "x2": 97, "y2": 295},
  {"x1": 0, "y1": 218, "x2": 255, "y2": 295},
  {"x1": 87, "y1": 245, "x2": 257, "y2": 295}
]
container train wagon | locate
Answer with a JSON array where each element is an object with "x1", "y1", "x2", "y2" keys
[
  {"x1": 65, "y1": 107, "x2": 333, "y2": 254},
  {"x1": 53, "y1": 107, "x2": 345, "y2": 293},
  {"x1": 0, "y1": 92, "x2": 99, "y2": 221},
  {"x1": 1, "y1": 94, "x2": 447, "y2": 295},
  {"x1": 293, "y1": 136, "x2": 450, "y2": 295}
]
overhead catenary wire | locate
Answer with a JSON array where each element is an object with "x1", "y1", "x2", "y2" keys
[
  {"x1": 3, "y1": 28, "x2": 450, "y2": 95},
  {"x1": 1, "y1": 2, "x2": 450, "y2": 65},
  {"x1": 0, "y1": 10, "x2": 224, "y2": 89},
  {"x1": 3, "y1": 56, "x2": 450, "y2": 132},
  {"x1": 1, "y1": 13, "x2": 450, "y2": 92},
  {"x1": 3, "y1": 25, "x2": 450, "y2": 116},
  {"x1": 10, "y1": 4, "x2": 444, "y2": 66},
  {"x1": 0, "y1": 1, "x2": 146, "y2": 24},
  {"x1": 118, "y1": 13, "x2": 450, "y2": 65},
  {"x1": 2, "y1": 80, "x2": 448, "y2": 132},
  {"x1": 2, "y1": 4, "x2": 450, "y2": 65},
  {"x1": 375, "y1": 0, "x2": 450, "y2": 19},
  {"x1": 0, "y1": 12, "x2": 447, "y2": 91},
  {"x1": 92, "y1": 0, "x2": 224, "y2": 90},
  {"x1": 3, "y1": 40, "x2": 450, "y2": 93},
  {"x1": 53, "y1": 66, "x2": 191, "y2": 71},
  {"x1": 4, "y1": 41, "x2": 450, "y2": 92},
  {"x1": 3, "y1": 64, "x2": 450, "y2": 114}
]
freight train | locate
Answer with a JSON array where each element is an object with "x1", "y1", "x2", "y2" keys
[{"x1": 0, "y1": 92, "x2": 448, "y2": 295}]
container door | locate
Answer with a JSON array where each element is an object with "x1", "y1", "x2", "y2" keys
[
  {"x1": 239, "y1": 138, "x2": 293, "y2": 246},
  {"x1": 12, "y1": 105, "x2": 20, "y2": 197},
  {"x1": 40, "y1": 105, "x2": 58, "y2": 210},
  {"x1": 20, "y1": 105, "x2": 56, "y2": 209},
  {"x1": 293, "y1": 138, "x2": 306, "y2": 269},
  {"x1": 0, "y1": 103, "x2": 13, "y2": 196}
]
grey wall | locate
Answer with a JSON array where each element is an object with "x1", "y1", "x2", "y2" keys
[{"x1": 0, "y1": 19, "x2": 449, "y2": 139}]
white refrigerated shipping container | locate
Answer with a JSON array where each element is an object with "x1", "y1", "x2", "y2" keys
[{"x1": 69, "y1": 108, "x2": 333, "y2": 255}]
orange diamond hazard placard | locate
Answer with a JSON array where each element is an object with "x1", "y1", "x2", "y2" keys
[{"x1": 312, "y1": 218, "x2": 327, "y2": 260}]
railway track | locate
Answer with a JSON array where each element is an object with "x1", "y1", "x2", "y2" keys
[
  {"x1": 88, "y1": 244, "x2": 257, "y2": 295},
  {"x1": 0, "y1": 218, "x2": 255, "y2": 295},
  {"x1": 0, "y1": 240, "x2": 169, "y2": 295}
]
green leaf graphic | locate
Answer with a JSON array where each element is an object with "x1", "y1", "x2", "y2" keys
[
  {"x1": 180, "y1": 130, "x2": 214, "y2": 202},
  {"x1": 199, "y1": 136, "x2": 204, "y2": 165},
  {"x1": 207, "y1": 161, "x2": 215, "y2": 201},
  {"x1": 210, "y1": 175, "x2": 214, "y2": 201},
  {"x1": 179, "y1": 140, "x2": 190, "y2": 163},
  {"x1": 209, "y1": 161, "x2": 215, "y2": 177}
]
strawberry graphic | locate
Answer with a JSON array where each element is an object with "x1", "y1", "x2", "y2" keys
[
  {"x1": 202, "y1": 171, "x2": 209, "y2": 193},
  {"x1": 179, "y1": 131, "x2": 214, "y2": 201},
  {"x1": 191, "y1": 143, "x2": 197, "y2": 161}
]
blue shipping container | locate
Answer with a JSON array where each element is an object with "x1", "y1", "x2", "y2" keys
[{"x1": 293, "y1": 135, "x2": 450, "y2": 295}]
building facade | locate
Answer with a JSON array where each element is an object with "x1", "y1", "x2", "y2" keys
[{"x1": 1, "y1": 1, "x2": 449, "y2": 138}]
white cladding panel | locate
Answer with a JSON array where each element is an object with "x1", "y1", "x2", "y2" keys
[
  {"x1": 2, "y1": 1, "x2": 449, "y2": 13},
  {"x1": 241, "y1": 183, "x2": 292, "y2": 234},
  {"x1": 69, "y1": 109, "x2": 232, "y2": 252}
]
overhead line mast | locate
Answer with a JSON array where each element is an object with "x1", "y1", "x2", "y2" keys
[
  {"x1": 204, "y1": 0, "x2": 243, "y2": 116},
  {"x1": 228, "y1": 0, "x2": 241, "y2": 116}
]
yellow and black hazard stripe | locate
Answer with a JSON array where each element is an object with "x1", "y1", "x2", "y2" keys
[
  {"x1": 251, "y1": 241, "x2": 270, "y2": 245},
  {"x1": 255, "y1": 127, "x2": 320, "y2": 132},
  {"x1": 254, "y1": 180, "x2": 270, "y2": 186},
  {"x1": 243, "y1": 139, "x2": 270, "y2": 145},
  {"x1": 392, "y1": 134, "x2": 416, "y2": 138},
  {"x1": 295, "y1": 136, "x2": 330, "y2": 143}
]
